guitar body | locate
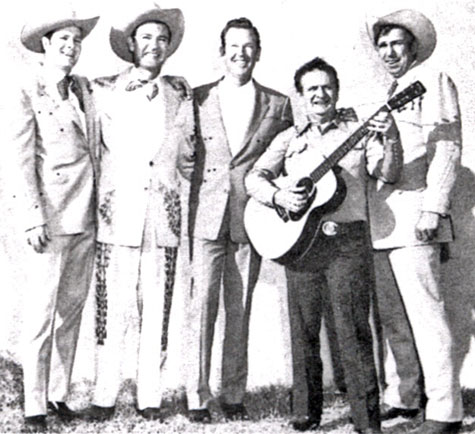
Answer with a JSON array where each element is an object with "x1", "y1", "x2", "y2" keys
[{"x1": 244, "y1": 167, "x2": 346, "y2": 264}]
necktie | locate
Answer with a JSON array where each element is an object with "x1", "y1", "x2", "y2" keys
[
  {"x1": 57, "y1": 76, "x2": 85, "y2": 112},
  {"x1": 126, "y1": 79, "x2": 159, "y2": 101}
]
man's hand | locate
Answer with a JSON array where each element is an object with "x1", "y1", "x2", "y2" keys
[
  {"x1": 273, "y1": 185, "x2": 308, "y2": 213},
  {"x1": 367, "y1": 109, "x2": 399, "y2": 141},
  {"x1": 415, "y1": 211, "x2": 440, "y2": 242},
  {"x1": 164, "y1": 75, "x2": 193, "y2": 100},
  {"x1": 26, "y1": 224, "x2": 51, "y2": 253}
]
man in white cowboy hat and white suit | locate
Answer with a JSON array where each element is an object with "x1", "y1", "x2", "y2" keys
[
  {"x1": 81, "y1": 3, "x2": 192, "y2": 423},
  {"x1": 366, "y1": 9, "x2": 463, "y2": 433},
  {"x1": 6, "y1": 6, "x2": 99, "y2": 433}
]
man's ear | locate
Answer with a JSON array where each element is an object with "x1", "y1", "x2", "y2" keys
[
  {"x1": 127, "y1": 36, "x2": 135, "y2": 53},
  {"x1": 41, "y1": 36, "x2": 50, "y2": 53},
  {"x1": 255, "y1": 47, "x2": 261, "y2": 62}
]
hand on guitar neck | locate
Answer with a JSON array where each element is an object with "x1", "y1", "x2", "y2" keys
[{"x1": 367, "y1": 107, "x2": 399, "y2": 141}]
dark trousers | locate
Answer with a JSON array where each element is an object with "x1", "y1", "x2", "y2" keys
[{"x1": 285, "y1": 221, "x2": 380, "y2": 431}]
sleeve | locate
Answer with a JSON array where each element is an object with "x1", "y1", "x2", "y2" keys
[
  {"x1": 421, "y1": 72, "x2": 462, "y2": 214},
  {"x1": 365, "y1": 132, "x2": 404, "y2": 184},
  {"x1": 174, "y1": 97, "x2": 197, "y2": 181},
  {"x1": 281, "y1": 96, "x2": 294, "y2": 127},
  {"x1": 6, "y1": 83, "x2": 46, "y2": 231},
  {"x1": 245, "y1": 128, "x2": 293, "y2": 207}
]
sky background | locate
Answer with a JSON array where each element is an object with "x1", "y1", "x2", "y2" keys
[{"x1": 0, "y1": 0, "x2": 475, "y2": 391}]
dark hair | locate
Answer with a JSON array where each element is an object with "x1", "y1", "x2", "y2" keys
[
  {"x1": 374, "y1": 24, "x2": 416, "y2": 53},
  {"x1": 294, "y1": 57, "x2": 339, "y2": 95},
  {"x1": 219, "y1": 17, "x2": 261, "y2": 55},
  {"x1": 130, "y1": 20, "x2": 171, "y2": 41},
  {"x1": 43, "y1": 26, "x2": 84, "y2": 41}
]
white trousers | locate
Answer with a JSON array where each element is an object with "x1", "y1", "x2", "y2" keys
[
  {"x1": 93, "y1": 223, "x2": 177, "y2": 410},
  {"x1": 185, "y1": 237, "x2": 261, "y2": 410},
  {"x1": 375, "y1": 245, "x2": 463, "y2": 422},
  {"x1": 22, "y1": 231, "x2": 94, "y2": 417}
]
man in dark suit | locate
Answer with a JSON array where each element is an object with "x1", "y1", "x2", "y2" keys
[
  {"x1": 178, "y1": 17, "x2": 293, "y2": 423},
  {"x1": 7, "y1": 7, "x2": 99, "y2": 433}
]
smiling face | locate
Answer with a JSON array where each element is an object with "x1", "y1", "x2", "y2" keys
[
  {"x1": 300, "y1": 69, "x2": 338, "y2": 120},
  {"x1": 128, "y1": 21, "x2": 170, "y2": 73},
  {"x1": 376, "y1": 27, "x2": 416, "y2": 78},
  {"x1": 42, "y1": 26, "x2": 82, "y2": 73},
  {"x1": 222, "y1": 27, "x2": 260, "y2": 84}
]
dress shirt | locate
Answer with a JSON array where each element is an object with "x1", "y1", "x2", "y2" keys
[{"x1": 218, "y1": 78, "x2": 256, "y2": 156}]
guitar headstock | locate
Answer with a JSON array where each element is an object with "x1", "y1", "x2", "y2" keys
[{"x1": 387, "y1": 81, "x2": 426, "y2": 111}]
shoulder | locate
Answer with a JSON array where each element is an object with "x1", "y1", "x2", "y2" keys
[
  {"x1": 92, "y1": 74, "x2": 120, "y2": 89},
  {"x1": 193, "y1": 80, "x2": 220, "y2": 103},
  {"x1": 254, "y1": 81, "x2": 290, "y2": 102}
]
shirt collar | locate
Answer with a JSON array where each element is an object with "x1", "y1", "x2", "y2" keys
[
  {"x1": 123, "y1": 66, "x2": 162, "y2": 88},
  {"x1": 296, "y1": 107, "x2": 358, "y2": 137}
]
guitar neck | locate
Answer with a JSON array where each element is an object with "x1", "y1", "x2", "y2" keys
[{"x1": 309, "y1": 104, "x2": 389, "y2": 183}]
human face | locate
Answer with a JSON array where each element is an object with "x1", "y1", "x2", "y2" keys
[
  {"x1": 300, "y1": 69, "x2": 338, "y2": 120},
  {"x1": 42, "y1": 26, "x2": 82, "y2": 72},
  {"x1": 376, "y1": 27, "x2": 416, "y2": 78},
  {"x1": 128, "y1": 22, "x2": 170, "y2": 73},
  {"x1": 222, "y1": 27, "x2": 260, "y2": 84}
]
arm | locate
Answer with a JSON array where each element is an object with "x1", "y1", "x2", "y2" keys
[
  {"x1": 163, "y1": 75, "x2": 193, "y2": 100},
  {"x1": 174, "y1": 98, "x2": 197, "y2": 181}
]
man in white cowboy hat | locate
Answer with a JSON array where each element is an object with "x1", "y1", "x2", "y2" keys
[
  {"x1": 6, "y1": 6, "x2": 99, "y2": 433},
  {"x1": 177, "y1": 17, "x2": 293, "y2": 423},
  {"x1": 80, "y1": 3, "x2": 192, "y2": 423},
  {"x1": 366, "y1": 9, "x2": 463, "y2": 434}
]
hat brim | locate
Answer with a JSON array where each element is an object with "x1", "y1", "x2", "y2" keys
[
  {"x1": 367, "y1": 9, "x2": 437, "y2": 66},
  {"x1": 21, "y1": 16, "x2": 99, "y2": 53},
  {"x1": 110, "y1": 8, "x2": 184, "y2": 63}
]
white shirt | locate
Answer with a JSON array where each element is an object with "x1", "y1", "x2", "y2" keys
[{"x1": 218, "y1": 78, "x2": 256, "y2": 156}]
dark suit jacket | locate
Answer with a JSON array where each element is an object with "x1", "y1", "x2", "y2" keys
[{"x1": 179, "y1": 78, "x2": 293, "y2": 243}]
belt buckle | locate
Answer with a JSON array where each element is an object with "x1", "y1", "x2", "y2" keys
[{"x1": 322, "y1": 221, "x2": 338, "y2": 236}]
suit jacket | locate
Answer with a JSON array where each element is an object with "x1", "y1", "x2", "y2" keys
[
  {"x1": 179, "y1": 79, "x2": 293, "y2": 243},
  {"x1": 8, "y1": 66, "x2": 98, "y2": 235},
  {"x1": 368, "y1": 68, "x2": 461, "y2": 249},
  {"x1": 93, "y1": 68, "x2": 189, "y2": 247}
]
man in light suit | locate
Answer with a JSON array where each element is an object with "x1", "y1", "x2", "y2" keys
[
  {"x1": 7, "y1": 8, "x2": 99, "y2": 433},
  {"x1": 178, "y1": 17, "x2": 293, "y2": 423},
  {"x1": 81, "y1": 4, "x2": 192, "y2": 423},
  {"x1": 366, "y1": 9, "x2": 463, "y2": 434}
]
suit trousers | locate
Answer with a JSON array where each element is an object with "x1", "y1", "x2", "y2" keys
[
  {"x1": 285, "y1": 222, "x2": 380, "y2": 432},
  {"x1": 185, "y1": 236, "x2": 261, "y2": 409},
  {"x1": 22, "y1": 230, "x2": 94, "y2": 417},
  {"x1": 93, "y1": 213, "x2": 178, "y2": 410},
  {"x1": 374, "y1": 245, "x2": 463, "y2": 422}
]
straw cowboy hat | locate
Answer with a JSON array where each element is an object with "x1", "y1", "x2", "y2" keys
[
  {"x1": 109, "y1": 3, "x2": 184, "y2": 63},
  {"x1": 21, "y1": 8, "x2": 99, "y2": 53},
  {"x1": 367, "y1": 9, "x2": 437, "y2": 66}
]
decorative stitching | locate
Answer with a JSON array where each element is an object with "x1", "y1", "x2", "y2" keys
[
  {"x1": 161, "y1": 247, "x2": 178, "y2": 353},
  {"x1": 98, "y1": 190, "x2": 115, "y2": 225},
  {"x1": 162, "y1": 187, "x2": 181, "y2": 238},
  {"x1": 95, "y1": 242, "x2": 112, "y2": 345}
]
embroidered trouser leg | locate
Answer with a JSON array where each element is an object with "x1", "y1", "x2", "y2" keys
[
  {"x1": 185, "y1": 237, "x2": 260, "y2": 409},
  {"x1": 384, "y1": 245, "x2": 463, "y2": 422},
  {"x1": 22, "y1": 231, "x2": 94, "y2": 417}
]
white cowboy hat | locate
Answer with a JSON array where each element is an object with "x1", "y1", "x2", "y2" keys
[
  {"x1": 109, "y1": 3, "x2": 184, "y2": 63},
  {"x1": 367, "y1": 9, "x2": 437, "y2": 66},
  {"x1": 21, "y1": 9, "x2": 99, "y2": 53}
]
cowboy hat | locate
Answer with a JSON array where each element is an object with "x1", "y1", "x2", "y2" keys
[
  {"x1": 109, "y1": 4, "x2": 184, "y2": 63},
  {"x1": 367, "y1": 9, "x2": 437, "y2": 66},
  {"x1": 21, "y1": 9, "x2": 99, "y2": 53}
]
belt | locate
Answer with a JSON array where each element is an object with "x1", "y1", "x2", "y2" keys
[{"x1": 320, "y1": 220, "x2": 367, "y2": 237}]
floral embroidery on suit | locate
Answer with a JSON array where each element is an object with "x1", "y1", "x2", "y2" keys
[
  {"x1": 95, "y1": 242, "x2": 112, "y2": 345},
  {"x1": 98, "y1": 190, "x2": 115, "y2": 225}
]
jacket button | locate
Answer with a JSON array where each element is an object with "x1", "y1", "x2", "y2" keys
[{"x1": 149, "y1": 161, "x2": 154, "y2": 167}]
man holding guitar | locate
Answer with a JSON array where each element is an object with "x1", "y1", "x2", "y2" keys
[
  {"x1": 367, "y1": 10, "x2": 463, "y2": 434},
  {"x1": 245, "y1": 57, "x2": 403, "y2": 433}
]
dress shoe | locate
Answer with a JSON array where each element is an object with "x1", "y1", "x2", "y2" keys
[
  {"x1": 381, "y1": 406, "x2": 420, "y2": 421},
  {"x1": 290, "y1": 416, "x2": 320, "y2": 431},
  {"x1": 22, "y1": 415, "x2": 47, "y2": 433},
  {"x1": 413, "y1": 420, "x2": 462, "y2": 434},
  {"x1": 187, "y1": 409, "x2": 212, "y2": 423},
  {"x1": 80, "y1": 404, "x2": 115, "y2": 422},
  {"x1": 48, "y1": 401, "x2": 78, "y2": 420},
  {"x1": 358, "y1": 428, "x2": 382, "y2": 434},
  {"x1": 220, "y1": 402, "x2": 249, "y2": 421},
  {"x1": 137, "y1": 407, "x2": 164, "y2": 421}
]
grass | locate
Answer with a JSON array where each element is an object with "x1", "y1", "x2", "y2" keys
[{"x1": 1, "y1": 353, "x2": 475, "y2": 433}]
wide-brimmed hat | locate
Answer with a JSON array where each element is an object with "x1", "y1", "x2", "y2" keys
[
  {"x1": 367, "y1": 9, "x2": 437, "y2": 66},
  {"x1": 21, "y1": 9, "x2": 99, "y2": 53},
  {"x1": 109, "y1": 4, "x2": 184, "y2": 63}
]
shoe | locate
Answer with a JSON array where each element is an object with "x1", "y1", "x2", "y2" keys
[
  {"x1": 187, "y1": 409, "x2": 212, "y2": 423},
  {"x1": 137, "y1": 407, "x2": 164, "y2": 421},
  {"x1": 358, "y1": 428, "x2": 382, "y2": 434},
  {"x1": 290, "y1": 416, "x2": 320, "y2": 431},
  {"x1": 22, "y1": 415, "x2": 47, "y2": 433},
  {"x1": 413, "y1": 420, "x2": 462, "y2": 434},
  {"x1": 220, "y1": 402, "x2": 249, "y2": 421},
  {"x1": 381, "y1": 406, "x2": 420, "y2": 421},
  {"x1": 47, "y1": 401, "x2": 78, "y2": 420},
  {"x1": 80, "y1": 404, "x2": 115, "y2": 422}
]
